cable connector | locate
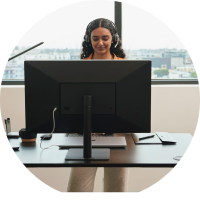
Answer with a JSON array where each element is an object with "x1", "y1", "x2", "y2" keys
[{"x1": 40, "y1": 106, "x2": 58, "y2": 150}]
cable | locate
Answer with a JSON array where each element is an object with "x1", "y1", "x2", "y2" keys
[{"x1": 40, "y1": 107, "x2": 59, "y2": 150}]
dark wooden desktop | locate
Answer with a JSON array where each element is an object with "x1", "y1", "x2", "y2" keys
[{"x1": 8, "y1": 133, "x2": 192, "y2": 168}]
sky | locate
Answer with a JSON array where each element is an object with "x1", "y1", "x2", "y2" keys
[{"x1": 15, "y1": 1, "x2": 185, "y2": 50}]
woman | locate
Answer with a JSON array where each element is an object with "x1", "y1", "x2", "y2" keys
[{"x1": 67, "y1": 18, "x2": 128, "y2": 192}]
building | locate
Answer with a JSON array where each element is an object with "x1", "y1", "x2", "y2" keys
[
  {"x1": 70, "y1": 54, "x2": 80, "y2": 60},
  {"x1": 143, "y1": 57, "x2": 171, "y2": 69},
  {"x1": 162, "y1": 51, "x2": 187, "y2": 60},
  {"x1": 177, "y1": 64, "x2": 195, "y2": 72},
  {"x1": 4, "y1": 52, "x2": 71, "y2": 80},
  {"x1": 171, "y1": 57, "x2": 183, "y2": 69}
]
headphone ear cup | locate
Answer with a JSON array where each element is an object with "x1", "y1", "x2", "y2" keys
[
  {"x1": 113, "y1": 33, "x2": 119, "y2": 48},
  {"x1": 113, "y1": 33, "x2": 119, "y2": 42},
  {"x1": 116, "y1": 33, "x2": 119, "y2": 42}
]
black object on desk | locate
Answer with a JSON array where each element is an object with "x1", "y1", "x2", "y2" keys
[
  {"x1": 7, "y1": 132, "x2": 19, "y2": 139},
  {"x1": 12, "y1": 147, "x2": 20, "y2": 151},
  {"x1": 139, "y1": 134, "x2": 155, "y2": 140},
  {"x1": 40, "y1": 134, "x2": 52, "y2": 140}
]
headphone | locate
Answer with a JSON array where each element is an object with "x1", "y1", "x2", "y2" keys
[{"x1": 84, "y1": 19, "x2": 119, "y2": 48}]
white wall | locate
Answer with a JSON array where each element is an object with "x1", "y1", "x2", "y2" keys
[{"x1": 0, "y1": 85, "x2": 199, "y2": 192}]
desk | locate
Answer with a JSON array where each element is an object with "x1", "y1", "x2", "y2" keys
[{"x1": 8, "y1": 133, "x2": 192, "y2": 168}]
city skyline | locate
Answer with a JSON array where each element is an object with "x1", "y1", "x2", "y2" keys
[{"x1": 4, "y1": 46, "x2": 196, "y2": 80}]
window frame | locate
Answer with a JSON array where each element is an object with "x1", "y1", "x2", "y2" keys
[{"x1": 1, "y1": 1, "x2": 198, "y2": 85}]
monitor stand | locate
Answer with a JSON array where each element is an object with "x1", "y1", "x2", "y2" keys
[
  {"x1": 65, "y1": 95, "x2": 110, "y2": 161},
  {"x1": 65, "y1": 148, "x2": 110, "y2": 161}
]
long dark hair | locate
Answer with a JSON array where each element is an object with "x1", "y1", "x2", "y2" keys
[{"x1": 80, "y1": 18, "x2": 126, "y2": 59}]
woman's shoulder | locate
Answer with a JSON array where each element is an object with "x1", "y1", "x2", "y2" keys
[
  {"x1": 82, "y1": 53, "x2": 93, "y2": 60},
  {"x1": 113, "y1": 54, "x2": 127, "y2": 60}
]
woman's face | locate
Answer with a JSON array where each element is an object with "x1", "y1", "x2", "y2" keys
[{"x1": 90, "y1": 27, "x2": 113, "y2": 55}]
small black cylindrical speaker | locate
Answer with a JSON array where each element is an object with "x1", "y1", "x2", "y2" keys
[{"x1": 19, "y1": 128, "x2": 37, "y2": 142}]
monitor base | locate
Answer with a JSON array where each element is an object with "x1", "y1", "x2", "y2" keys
[{"x1": 65, "y1": 148, "x2": 110, "y2": 161}]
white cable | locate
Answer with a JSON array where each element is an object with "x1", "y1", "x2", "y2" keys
[{"x1": 40, "y1": 107, "x2": 59, "y2": 150}]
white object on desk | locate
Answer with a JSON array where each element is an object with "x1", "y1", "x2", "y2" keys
[
  {"x1": 58, "y1": 136, "x2": 127, "y2": 148},
  {"x1": 156, "y1": 132, "x2": 176, "y2": 143}
]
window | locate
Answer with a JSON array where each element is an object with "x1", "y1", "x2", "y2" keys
[
  {"x1": 122, "y1": 3, "x2": 197, "y2": 81},
  {"x1": 2, "y1": 1, "x2": 197, "y2": 84}
]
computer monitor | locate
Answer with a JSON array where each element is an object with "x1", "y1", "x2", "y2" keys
[{"x1": 24, "y1": 60, "x2": 151, "y2": 160}]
